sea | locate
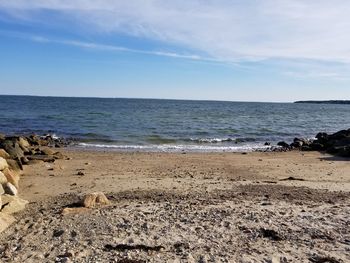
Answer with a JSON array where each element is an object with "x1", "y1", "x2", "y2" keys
[{"x1": 0, "y1": 95, "x2": 349, "y2": 152}]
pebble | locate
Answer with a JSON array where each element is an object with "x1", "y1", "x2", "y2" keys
[{"x1": 53, "y1": 229, "x2": 65, "y2": 238}]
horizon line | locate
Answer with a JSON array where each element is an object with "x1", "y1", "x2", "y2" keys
[{"x1": 0, "y1": 93, "x2": 295, "y2": 104}]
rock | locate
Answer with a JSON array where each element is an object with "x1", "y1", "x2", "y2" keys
[
  {"x1": 1, "y1": 194, "x2": 28, "y2": 214},
  {"x1": 0, "y1": 212, "x2": 16, "y2": 233},
  {"x1": 38, "y1": 139, "x2": 49, "y2": 146},
  {"x1": 310, "y1": 129, "x2": 350, "y2": 156},
  {"x1": 27, "y1": 159, "x2": 43, "y2": 165},
  {"x1": 18, "y1": 137, "x2": 31, "y2": 151},
  {"x1": 82, "y1": 192, "x2": 110, "y2": 208},
  {"x1": 27, "y1": 134, "x2": 40, "y2": 146},
  {"x1": 198, "y1": 255, "x2": 208, "y2": 263},
  {"x1": 277, "y1": 141, "x2": 290, "y2": 148},
  {"x1": 20, "y1": 156, "x2": 30, "y2": 165},
  {"x1": 330, "y1": 139, "x2": 350, "y2": 153},
  {"x1": 329, "y1": 129, "x2": 350, "y2": 140},
  {"x1": 40, "y1": 147, "x2": 56, "y2": 156},
  {"x1": 54, "y1": 152, "x2": 65, "y2": 159},
  {"x1": 27, "y1": 155, "x2": 56, "y2": 163},
  {"x1": 1, "y1": 140, "x2": 24, "y2": 159},
  {"x1": 0, "y1": 171, "x2": 7, "y2": 184},
  {"x1": 2, "y1": 168, "x2": 19, "y2": 189},
  {"x1": 53, "y1": 229, "x2": 65, "y2": 237},
  {"x1": 0, "y1": 139, "x2": 12, "y2": 151},
  {"x1": 290, "y1": 141, "x2": 302, "y2": 148},
  {"x1": 0, "y1": 184, "x2": 4, "y2": 195},
  {"x1": 56, "y1": 257, "x2": 71, "y2": 263},
  {"x1": 6, "y1": 159, "x2": 23, "y2": 172},
  {"x1": 330, "y1": 146, "x2": 350, "y2": 157},
  {"x1": 0, "y1": 149, "x2": 10, "y2": 159},
  {"x1": 264, "y1": 142, "x2": 271, "y2": 146},
  {"x1": 310, "y1": 142, "x2": 325, "y2": 151},
  {"x1": 0, "y1": 157, "x2": 8, "y2": 171},
  {"x1": 291, "y1": 137, "x2": 310, "y2": 148},
  {"x1": 259, "y1": 228, "x2": 282, "y2": 241},
  {"x1": 315, "y1": 132, "x2": 329, "y2": 142},
  {"x1": 309, "y1": 255, "x2": 342, "y2": 263},
  {"x1": 28, "y1": 148, "x2": 38, "y2": 155},
  {"x1": 301, "y1": 145, "x2": 312, "y2": 151},
  {"x1": 3, "y1": 182, "x2": 18, "y2": 196}
]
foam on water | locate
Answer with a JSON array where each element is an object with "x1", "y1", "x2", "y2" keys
[
  {"x1": 77, "y1": 142, "x2": 271, "y2": 152},
  {"x1": 188, "y1": 137, "x2": 256, "y2": 143}
]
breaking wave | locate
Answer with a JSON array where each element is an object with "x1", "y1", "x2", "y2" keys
[{"x1": 77, "y1": 142, "x2": 270, "y2": 152}]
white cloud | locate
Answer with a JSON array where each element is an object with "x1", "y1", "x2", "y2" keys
[{"x1": 1, "y1": 0, "x2": 350, "y2": 63}]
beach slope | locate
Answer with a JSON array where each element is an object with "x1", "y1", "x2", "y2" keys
[{"x1": 0, "y1": 150, "x2": 349, "y2": 262}]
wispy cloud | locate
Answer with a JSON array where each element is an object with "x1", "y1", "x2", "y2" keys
[
  {"x1": 2, "y1": 0, "x2": 350, "y2": 64},
  {"x1": 57, "y1": 39, "x2": 212, "y2": 62},
  {"x1": 0, "y1": 28, "x2": 228, "y2": 65}
]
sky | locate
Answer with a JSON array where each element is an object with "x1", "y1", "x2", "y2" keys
[{"x1": 0, "y1": 0, "x2": 350, "y2": 102}]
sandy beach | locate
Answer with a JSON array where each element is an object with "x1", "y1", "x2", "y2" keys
[
  {"x1": 3, "y1": 1, "x2": 350, "y2": 262},
  {"x1": 0, "y1": 149, "x2": 349, "y2": 262}
]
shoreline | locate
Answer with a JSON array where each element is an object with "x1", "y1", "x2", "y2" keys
[{"x1": 69, "y1": 143, "x2": 273, "y2": 153}]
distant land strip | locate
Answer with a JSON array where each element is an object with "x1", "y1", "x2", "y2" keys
[{"x1": 294, "y1": 100, "x2": 350, "y2": 105}]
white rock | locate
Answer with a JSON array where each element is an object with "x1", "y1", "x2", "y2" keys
[
  {"x1": 0, "y1": 184, "x2": 4, "y2": 195},
  {"x1": 0, "y1": 157, "x2": 8, "y2": 171},
  {"x1": 0, "y1": 171, "x2": 7, "y2": 184}
]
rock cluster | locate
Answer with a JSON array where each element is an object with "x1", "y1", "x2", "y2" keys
[
  {"x1": 310, "y1": 129, "x2": 350, "y2": 157},
  {"x1": 276, "y1": 128, "x2": 350, "y2": 157},
  {"x1": 0, "y1": 134, "x2": 68, "y2": 167},
  {"x1": 0, "y1": 134, "x2": 67, "y2": 233},
  {"x1": 0, "y1": 157, "x2": 28, "y2": 232}
]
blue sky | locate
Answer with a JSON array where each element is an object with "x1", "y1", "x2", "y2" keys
[{"x1": 1, "y1": 1, "x2": 350, "y2": 102}]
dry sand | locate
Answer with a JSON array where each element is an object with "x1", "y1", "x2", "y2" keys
[{"x1": 0, "y1": 150, "x2": 349, "y2": 262}]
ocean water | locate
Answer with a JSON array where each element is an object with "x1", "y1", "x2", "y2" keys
[{"x1": 0, "y1": 95, "x2": 349, "y2": 152}]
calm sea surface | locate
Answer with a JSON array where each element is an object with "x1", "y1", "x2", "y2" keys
[{"x1": 0, "y1": 95, "x2": 349, "y2": 152}]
